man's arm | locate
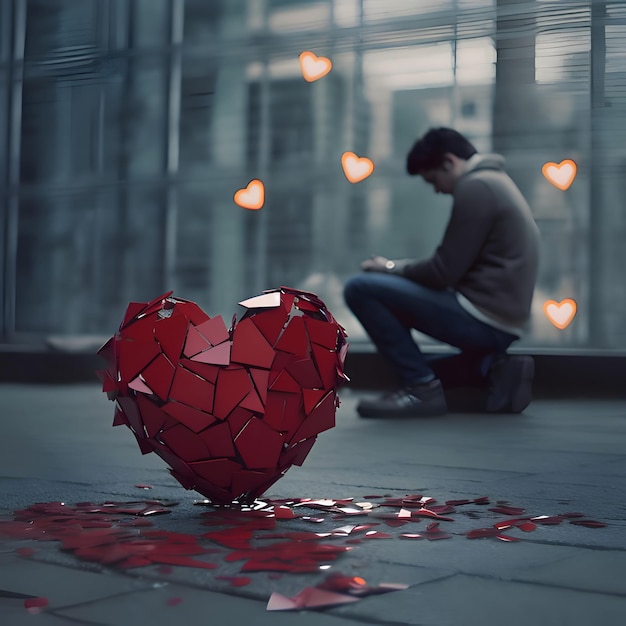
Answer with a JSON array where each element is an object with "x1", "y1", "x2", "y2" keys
[{"x1": 400, "y1": 179, "x2": 496, "y2": 289}]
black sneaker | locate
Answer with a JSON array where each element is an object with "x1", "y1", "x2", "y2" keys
[
  {"x1": 357, "y1": 379, "x2": 447, "y2": 418},
  {"x1": 486, "y1": 355, "x2": 534, "y2": 413}
]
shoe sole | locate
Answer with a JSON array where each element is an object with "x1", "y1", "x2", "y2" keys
[
  {"x1": 487, "y1": 357, "x2": 534, "y2": 413},
  {"x1": 357, "y1": 401, "x2": 448, "y2": 418}
]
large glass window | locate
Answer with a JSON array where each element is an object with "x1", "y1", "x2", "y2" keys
[{"x1": 2, "y1": 0, "x2": 625, "y2": 350}]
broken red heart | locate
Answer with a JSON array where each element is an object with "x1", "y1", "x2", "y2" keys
[{"x1": 97, "y1": 287, "x2": 348, "y2": 504}]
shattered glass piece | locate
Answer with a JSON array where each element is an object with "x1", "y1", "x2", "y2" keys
[
  {"x1": 213, "y1": 367, "x2": 252, "y2": 420},
  {"x1": 291, "y1": 391, "x2": 336, "y2": 442},
  {"x1": 311, "y1": 343, "x2": 340, "y2": 390},
  {"x1": 128, "y1": 377, "x2": 153, "y2": 395},
  {"x1": 412, "y1": 508, "x2": 454, "y2": 522},
  {"x1": 141, "y1": 354, "x2": 176, "y2": 402},
  {"x1": 267, "y1": 589, "x2": 359, "y2": 611},
  {"x1": 304, "y1": 317, "x2": 340, "y2": 350},
  {"x1": 488, "y1": 505, "x2": 526, "y2": 516},
  {"x1": 183, "y1": 325, "x2": 212, "y2": 358},
  {"x1": 235, "y1": 418, "x2": 284, "y2": 469},
  {"x1": 239, "y1": 388, "x2": 265, "y2": 413},
  {"x1": 163, "y1": 401, "x2": 216, "y2": 433},
  {"x1": 384, "y1": 519, "x2": 409, "y2": 528},
  {"x1": 195, "y1": 316, "x2": 230, "y2": 346},
  {"x1": 569, "y1": 519, "x2": 607, "y2": 528},
  {"x1": 280, "y1": 438, "x2": 316, "y2": 468},
  {"x1": 169, "y1": 367, "x2": 215, "y2": 414},
  {"x1": 238, "y1": 292, "x2": 281, "y2": 309},
  {"x1": 24, "y1": 597, "x2": 49, "y2": 613},
  {"x1": 302, "y1": 389, "x2": 327, "y2": 415},
  {"x1": 427, "y1": 504, "x2": 456, "y2": 515},
  {"x1": 275, "y1": 317, "x2": 309, "y2": 355},
  {"x1": 189, "y1": 458, "x2": 239, "y2": 489},
  {"x1": 180, "y1": 361, "x2": 220, "y2": 384},
  {"x1": 273, "y1": 506, "x2": 296, "y2": 520},
  {"x1": 249, "y1": 306, "x2": 289, "y2": 346},
  {"x1": 493, "y1": 518, "x2": 530, "y2": 530},
  {"x1": 231, "y1": 318, "x2": 276, "y2": 368},
  {"x1": 120, "y1": 301, "x2": 149, "y2": 329},
  {"x1": 287, "y1": 357, "x2": 324, "y2": 389},
  {"x1": 530, "y1": 515, "x2": 564, "y2": 525},
  {"x1": 116, "y1": 397, "x2": 144, "y2": 437},
  {"x1": 117, "y1": 339, "x2": 160, "y2": 382},
  {"x1": 190, "y1": 342, "x2": 231, "y2": 366},
  {"x1": 249, "y1": 368, "x2": 270, "y2": 404},
  {"x1": 363, "y1": 531, "x2": 393, "y2": 539},
  {"x1": 267, "y1": 572, "x2": 408, "y2": 611},
  {"x1": 268, "y1": 370, "x2": 302, "y2": 393},
  {"x1": 154, "y1": 313, "x2": 188, "y2": 363},
  {"x1": 159, "y1": 424, "x2": 211, "y2": 463},
  {"x1": 199, "y1": 422, "x2": 236, "y2": 458},
  {"x1": 173, "y1": 301, "x2": 211, "y2": 326}
]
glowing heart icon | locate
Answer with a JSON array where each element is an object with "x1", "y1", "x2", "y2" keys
[
  {"x1": 542, "y1": 160, "x2": 577, "y2": 191},
  {"x1": 543, "y1": 298, "x2": 577, "y2": 329},
  {"x1": 341, "y1": 152, "x2": 375, "y2": 183},
  {"x1": 299, "y1": 51, "x2": 332, "y2": 82},
  {"x1": 234, "y1": 180, "x2": 265, "y2": 210}
]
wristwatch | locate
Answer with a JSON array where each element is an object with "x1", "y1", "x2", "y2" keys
[{"x1": 385, "y1": 260, "x2": 396, "y2": 270}]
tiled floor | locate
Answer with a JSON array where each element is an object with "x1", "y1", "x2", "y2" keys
[{"x1": 0, "y1": 383, "x2": 625, "y2": 625}]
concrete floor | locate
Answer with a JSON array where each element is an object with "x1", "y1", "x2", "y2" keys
[{"x1": 1, "y1": 382, "x2": 625, "y2": 625}]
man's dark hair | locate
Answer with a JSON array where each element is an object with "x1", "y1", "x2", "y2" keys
[{"x1": 406, "y1": 127, "x2": 478, "y2": 175}]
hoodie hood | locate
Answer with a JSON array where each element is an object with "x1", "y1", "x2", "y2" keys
[{"x1": 462, "y1": 153, "x2": 506, "y2": 175}]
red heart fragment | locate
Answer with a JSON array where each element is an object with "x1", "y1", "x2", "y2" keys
[
  {"x1": 423, "y1": 521, "x2": 452, "y2": 540},
  {"x1": 488, "y1": 505, "x2": 526, "y2": 516},
  {"x1": 531, "y1": 515, "x2": 563, "y2": 525},
  {"x1": 496, "y1": 534, "x2": 521, "y2": 542},
  {"x1": 24, "y1": 597, "x2": 49, "y2": 613},
  {"x1": 363, "y1": 531, "x2": 393, "y2": 539},
  {"x1": 98, "y1": 288, "x2": 348, "y2": 504},
  {"x1": 466, "y1": 527, "x2": 502, "y2": 539},
  {"x1": 569, "y1": 519, "x2": 607, "y2": 528}
]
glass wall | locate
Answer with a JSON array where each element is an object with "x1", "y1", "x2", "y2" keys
[{"x1": 1, "y1": 0, "x2": 625, "y2": 350}]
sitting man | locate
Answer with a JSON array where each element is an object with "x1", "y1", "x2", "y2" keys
[{"x1": 344, "y1": 127, "x2": 540, "y2": 417}]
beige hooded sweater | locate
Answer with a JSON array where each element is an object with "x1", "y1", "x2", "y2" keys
[{"x1": 399, "y1": 154, "x2": 540, "y2": 334}]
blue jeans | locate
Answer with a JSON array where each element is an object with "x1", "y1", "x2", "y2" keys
[{"x1": 343, "y1": 272, "x2": 518, "y2": 387}]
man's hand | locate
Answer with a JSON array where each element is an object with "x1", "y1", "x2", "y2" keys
[{"x1": 361, "y1": 256, "x2": 397, "y2": 273}]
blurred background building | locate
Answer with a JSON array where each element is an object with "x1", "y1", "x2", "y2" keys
[{"x1": 1, "y1": 0, "x2": 625, "y2": 351}]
